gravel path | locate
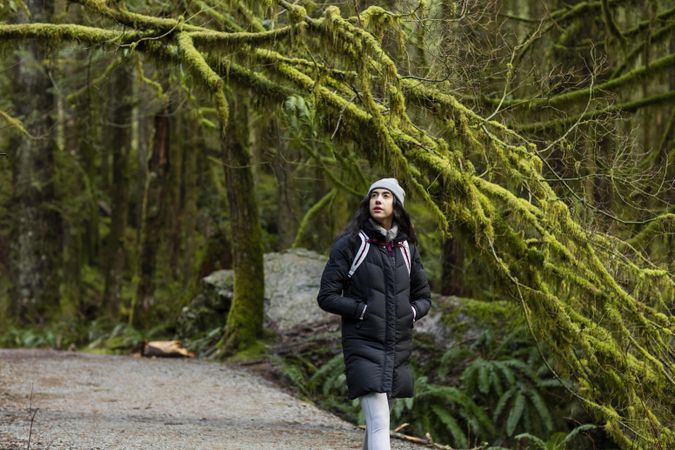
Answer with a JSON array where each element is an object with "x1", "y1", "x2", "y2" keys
[{"x1": 0, "y1": 349, "x2": 424, "y2": 449}]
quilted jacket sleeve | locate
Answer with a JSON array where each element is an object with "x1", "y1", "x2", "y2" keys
[
  {"x1": 317, "y1": 236, "x2": 367, "y2": 319},
  {"x1": 410, "y1": 243, "x2": 432, "y2": 321}
]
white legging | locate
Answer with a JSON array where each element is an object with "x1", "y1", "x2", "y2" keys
[{"x1": 359, "y1": 392, "x2": 394, "y2": 450}]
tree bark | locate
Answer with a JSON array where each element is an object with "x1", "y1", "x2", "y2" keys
[
  {"x1": 220, "y1": 96, "x2": 265, "y2": 355},
  {"x1": 268, "y1": 118, "x2": 298, "y2": 250},
  {"x1": 9, "y1": 0, "x2": 61, "y2": 324},
  {"x1": 440, "y1": 236, "x2": 464, "y2": 296},
  {"x1": 102, "y1": 65, "x2": 131, "y2": 320},
  {"x1": 133, "y1": 104, "x2": 171, "y2": 327}
]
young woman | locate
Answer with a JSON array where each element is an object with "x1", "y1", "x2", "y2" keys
[{"x1": 317, "y1": 178, "x2": 432, "y2": 450}]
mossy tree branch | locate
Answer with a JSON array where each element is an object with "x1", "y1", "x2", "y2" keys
[{"x1": 0, "y1": 110, "x2": 33, "y2": 138}]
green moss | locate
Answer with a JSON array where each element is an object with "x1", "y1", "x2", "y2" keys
[
  {"x1": 189, "y1": 25, "x2": 296, "y2": 49},
  {"x1": 225, "y1": 338, "x2": 267, "y2": 362},
  {"x1": 0, "y1": 110, "x2": 32, "y2": 138},
  {"x1": 0, "y1": 23, "x2": 151, "y2": 44}
]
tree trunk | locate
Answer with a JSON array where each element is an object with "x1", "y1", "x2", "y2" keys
[
  {"x1": 177, "y1": 109, "x2": 201, "y2": 289},
  {"x1": 440, "y1": 236, "x2": 463, "y2": 296},
  {"x1": 102, "y1": 65, "x2": 131, "y2": 320},
  {"x1": 220, "y1": 97, "x2": 265, "y2": 356},
  {"x1": 133, "y1": 104, "x2": 171, "y2": 327},
  {"x1": 269, "y1": 118, "x2": 298, "y2": 250},
  {"x1": 9, "y1": 0, "x2": 61, "y2": 324}
]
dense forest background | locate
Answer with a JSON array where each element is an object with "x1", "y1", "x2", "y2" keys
[{"x1": 0, "y1": 1, "x2": 672, "y2": 449}]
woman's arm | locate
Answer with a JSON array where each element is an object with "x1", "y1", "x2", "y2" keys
[
  {"x1": 317, "y1": 236, "x2": 367, "y2": 319},
  {"x1": 410, "y1": 244, "x2": 432, "y2": 321}
]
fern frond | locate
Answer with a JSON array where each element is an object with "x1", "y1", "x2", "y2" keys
[
  {"x1": 417, "y1": 385, "x2": 467, "y2": 404},
  {"x1": 560, "y1": 424, "x2": 597, "y2": 446},
  {"x1": 461, "y1": 359, "x2": 481, "y2": 392},
  {"x1": 526, "y1": 387, "x2": 554, "y2": 432},
  {"x1": 281, "y1": 363, "x2": 310, "y2": 395},
  {"x1": 494, "y1": 385, "x2": 516, "y2": 420},
  {"x1": 322, "y1": 371, "x2": 345, "y2": 396},
  {"x1": 431, "y1": 404, "x2": 468, "y2": 449},
  {"x1": 478, "y1": 362, "x2": 490, "y2": 394},
  {"x1": 514, "y1": 432, "x2": 548, "y2": 449},
  {"x1": 308, "y1": 353, "x2": 344, "y2": 395},
  {"x1": 506, "y1": 391, "x2": 526, "y2": 436},
  {"x1": 489, "y1": 365, "x2": 504, "y2": 396},
  {"x1": 309, "y1": 353, "x2": 343, "y2": 384},
  {"x1": 537, "y1": 378, "x2": 564, "y2": 388}
]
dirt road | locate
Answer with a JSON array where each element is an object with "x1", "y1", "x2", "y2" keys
[{"x1": 0, "y1": 349, "x2": 424, "y2": 449}]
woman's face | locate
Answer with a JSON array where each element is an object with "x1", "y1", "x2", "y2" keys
[{"x1": 369, "y1": 188, "x2": 394, "y2": 226}]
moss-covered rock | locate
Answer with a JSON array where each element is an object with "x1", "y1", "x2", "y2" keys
[{"x1": 176, "y1": 270, "x2": 234, "y2": 339}]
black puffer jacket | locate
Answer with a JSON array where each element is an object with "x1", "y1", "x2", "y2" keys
[{"x1": 317, "y1": 220, "x2": 432, "y2": 399}]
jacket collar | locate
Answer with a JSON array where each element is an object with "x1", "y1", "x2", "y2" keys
[{"x1": 362, "y1": 218, "x2": 408, "y2": 243}]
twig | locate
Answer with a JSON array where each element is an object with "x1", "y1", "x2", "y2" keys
[
  {"x1": 27, "y1": 382, "x2": 37, "y2": 450},
  {"x1": 27, "y1": 407, "x2": 39, "y2": 450},
  {"x1": 331, "y1": 95, "x2": 357, "y2": 140},
  {"x1": 353, "y1": 0, "x2": 362, "y2": 27},
  {"x1": 484, "y1": 18, "x2": 545, "y2": 121}
]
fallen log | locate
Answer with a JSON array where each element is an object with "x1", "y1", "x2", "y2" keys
[{"x1": 142, "y1": 340, "x2": 195, "y2": 358}]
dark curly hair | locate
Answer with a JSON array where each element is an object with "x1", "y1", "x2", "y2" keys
[{"x1": 338, "y1": 195, "x2": 418, "y2": 244}]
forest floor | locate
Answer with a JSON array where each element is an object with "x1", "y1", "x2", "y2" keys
[{"x1": 0, "y1": 349, "x2": 424, "y2": 450}]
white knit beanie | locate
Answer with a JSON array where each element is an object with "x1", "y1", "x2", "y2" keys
[{"x1": 368, "y1": 178, "x2": 405, "y2": 206}]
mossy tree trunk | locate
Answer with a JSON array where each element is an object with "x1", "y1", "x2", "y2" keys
[
  {"x1": 8, "y1": 0, "x2": 61, "y2": 324},
  {"x1": 220, "y1": 96, "x2": 264, "y2": 356}
]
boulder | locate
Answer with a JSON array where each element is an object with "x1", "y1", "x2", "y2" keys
[{"x1": 263, "y1": 248, "x2": 331, "y2": 332}]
